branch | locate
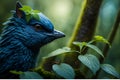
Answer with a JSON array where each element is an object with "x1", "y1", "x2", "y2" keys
[
  {"x1": 93, "y1": 9, "x2": 120, "y2": 79},
  {"x1": 64, "y1": 0, "x2": 103, "y2": 69}
]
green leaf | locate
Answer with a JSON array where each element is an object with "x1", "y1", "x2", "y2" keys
[
  {"x1": 78, "y1": 54, "x2": 100, "y2": 74},
  {"x1": 44, "y1": 47, "x2": 72, "y2": 58},
  {"x1": 33, "y1": 10, "x2": 40, "y2": 13},
  {"x1": 86, "y1": 44, "x2": 104, "y2": 58},
  {"x1": 10, "y1": 70, "x2": 23, "y2": 75},
  {"x1": 20, "y1": 71, "x2": 43, "y2": 79},
  {"x1": 94, "y1": 35, "x2": 110, "y2": 46},
  {"x1": 32, "y1": 13, "x2": 40, "y2": 21},
  {"x1": 20, "y1": 5, "x2": 40, "y2": 22},
  {"x1": 73, "y1": 42, "x2": 87, "y2": 50},
  {"x1": 20, "y1": 6, "x2": 32, "y2": 13},
  {"x1": 26, "y1": 15, "x2": 32, "y2": 22},
  {"x1": 52, "y1": 63, "x2": 75, "y2": 79},
  {"x1": 101, "y1": 64, "x2": 120, "y2": 78}
]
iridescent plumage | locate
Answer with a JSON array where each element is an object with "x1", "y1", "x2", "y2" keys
[{"x1": 0, "y1": 2, "x2": 65, "y2": 78}]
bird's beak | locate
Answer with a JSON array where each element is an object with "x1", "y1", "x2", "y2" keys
[{"x1": 53, "y1": 30, "x2": 65, "y2": 38}]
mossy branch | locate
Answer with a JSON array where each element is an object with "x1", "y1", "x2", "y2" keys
[
  {"x1": 64, "y1": 0, "x2": 103, "y2": 68},
  {"x1": 39, "y1": 0, "x2": 103, "y2": 78},
  {"x1": 40, "y1": 0, "x2": 87, "y2": 71}
]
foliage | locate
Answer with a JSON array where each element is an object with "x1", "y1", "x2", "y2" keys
[
  {"x1": 101, "y1": 64, "x2": 120, "y2": 78},
  {"x1": 20, "y1": 6, "x2": 40, "y2": 22},
  {"x1": 43, "y1": 47, "x2": 72, "y2": 58},
  {"x1": 52, "y1": 63, "x2": 75, "y2": 79},
  {"x1": 20, "y1": 71, "x2": 43, "y2": 79},
  {"x1": 41, "y1": 35, "x2": 120, "y2": 79},
  {"x1": 9, "y1": 33, "x2": 119, "y2": 79},
  {"x1": 10, "y1": 71, "x2": 43, "y2": 79},
  {"x1": 78, "y1": 54, "x2": 100, "y2": 74},
  {"x1": 1, "y1": 0, "x2": 119, "y2": 79}
]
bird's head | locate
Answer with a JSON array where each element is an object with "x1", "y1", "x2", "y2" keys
[{"x1": 10, "y1": 2, "x2": 65, "y2": 51}]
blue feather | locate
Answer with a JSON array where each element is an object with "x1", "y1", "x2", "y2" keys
[{"x1": 0, "y1": 2, "x2": 65, "y2": 78}]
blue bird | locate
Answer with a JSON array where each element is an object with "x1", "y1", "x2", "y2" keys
[{"x1": 0, "y1": 2, "x2": 65, "y2": 78}]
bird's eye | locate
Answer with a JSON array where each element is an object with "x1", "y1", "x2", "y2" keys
[{"x1": 33, "y1": 24, "x2": 43, "y2": 31}]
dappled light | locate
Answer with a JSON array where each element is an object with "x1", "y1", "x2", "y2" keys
[{"x1": 0, "y1": 0, "x2": 120, "y2": 79}]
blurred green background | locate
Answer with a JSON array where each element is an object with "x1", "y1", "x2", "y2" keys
[{"x1": 0, "y1": 0, "x2": 120, "y2": 76}]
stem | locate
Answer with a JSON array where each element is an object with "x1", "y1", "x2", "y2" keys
[
  {"x1": 67, "y1": 0, "x2": 87, "y2": 47},
  {"x1": 102, "y1": 10, "x2": 120, "y2": 60},
  {"x1": 40, "y1": 57, "x2": 55, "y2": 71},
  {"x1": 40, "y1": 0, "x2": 87, "y2": 71},
  {"x1": 93, "y1": 9, "x2": 120, "y2": 79},
  {"x1": 64, "y1": 0, "x2": 103, "y2": 69}
]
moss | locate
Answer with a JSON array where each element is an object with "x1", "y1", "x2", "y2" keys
[
  {"x1": 34, "y1": 67, "x2": 62, "y2": 79},
  {"x1": 67, "y1": 0, "x2": 87, "y2": 47}
]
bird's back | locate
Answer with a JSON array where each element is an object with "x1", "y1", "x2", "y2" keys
[{"x1": 0, "y1": 25, "x2": 36, "y2": 78}]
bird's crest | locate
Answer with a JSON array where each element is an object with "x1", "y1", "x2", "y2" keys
[{"x1": 16, "y1": 1, "x2": 23, "y2": 18}]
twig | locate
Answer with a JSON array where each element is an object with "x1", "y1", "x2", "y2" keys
[{"x1": 93, "y1": 9, "x2": 120, "y2": 79}]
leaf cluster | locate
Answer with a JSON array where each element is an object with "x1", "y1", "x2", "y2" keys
[
  {"x1": 20, "y1": 6, "x2": 40, "y2": 22},
  {"x1": 43, "y1": 35, "x2": 120, "y2": 79},
  {"x1": 12, "y1": 35, "x2": 119, "y2": 79}
]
